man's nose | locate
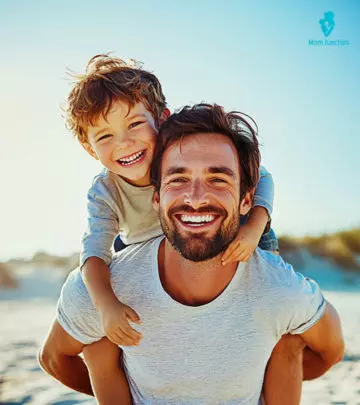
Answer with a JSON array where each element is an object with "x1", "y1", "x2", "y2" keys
[{"x1": 183, "y1": 179, "x2": 210, "y2": 209}]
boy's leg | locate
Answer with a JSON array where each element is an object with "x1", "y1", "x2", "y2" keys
[
  {"x1": 258, "y1": 227, "x2": 279, "y2": 253},
  {"x1": 114, "y1": 235, "x2": 128, "y2": 252},
  {"x1": 263, "y1": 334, "x2": 305, "y2": 405},
  {"x1": 38, "y1": 320, "x2": 93, "y2": 395},
  {"x1": 83, "y1": 338, "x2": 132, "y2": 405}
]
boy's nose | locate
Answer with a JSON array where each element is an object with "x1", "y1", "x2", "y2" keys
[{"x1": 114, "y1": 132, "x2": 134, "y2": 149}]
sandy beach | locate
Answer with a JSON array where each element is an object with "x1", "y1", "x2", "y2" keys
[{"x1": 1, "y1": 264, "x2": 360, "y2": 405}]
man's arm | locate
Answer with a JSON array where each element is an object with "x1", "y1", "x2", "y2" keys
[
  {"x1": 299, "y1": 301, "x2": 345, "y2": 380},
  {"x1": 83, "y1": 338, "x2": 132, "y2": 405},
  {"x1": 38, "y1": 320, "x2": 93, "y2": 395}
]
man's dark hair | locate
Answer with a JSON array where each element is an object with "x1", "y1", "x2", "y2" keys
[{"x1": 150, "y1": 103, "x2": 260, "y2": 200}]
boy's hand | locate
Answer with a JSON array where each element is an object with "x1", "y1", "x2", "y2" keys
[
  {"x1": 221, "y1": 223, "x2": 263, "y2": 265},
  {"x1": 99, "y1": 300, "x2": 142, "y2": 346}
]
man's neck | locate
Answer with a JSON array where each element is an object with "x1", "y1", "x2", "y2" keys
[{"x1": 158, "y1": 239, "x2": 239, "y2": 307}]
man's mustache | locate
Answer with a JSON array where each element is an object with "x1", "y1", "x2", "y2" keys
[{"x1": 167, "y1": 205, "x2": 227, "y2": 217}]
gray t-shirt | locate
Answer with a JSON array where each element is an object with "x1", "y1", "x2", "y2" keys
[{"x1": 58, "y1": 237, "x2": 325, "y2": 405}]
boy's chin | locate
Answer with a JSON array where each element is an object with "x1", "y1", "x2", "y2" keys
[{"x1": 118, "y1": 171, "x2": 151, "y2": 187}]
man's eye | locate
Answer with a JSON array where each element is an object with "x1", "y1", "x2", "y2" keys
[
  {"x1": 97, "y1": 134, "x2": 112, "y2": 142},
  {"x1": 170, "y1": 178, "x2": 187, "y2": 183},
  {"x1": 210, "y1": 178, "x2": 226, "y2": 183},
  {"x1": 129, "y1": 121, "x2": 144, "y2": 129}
]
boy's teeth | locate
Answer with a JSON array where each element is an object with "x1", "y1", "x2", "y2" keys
[
  {"x1": 180, "y1": 215, "x2": 215, "y2": 224},
  {"x1": 119, "y1": 151, "x2": 143, "y2": 164}
]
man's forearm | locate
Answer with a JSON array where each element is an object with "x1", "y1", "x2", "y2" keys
[
  {"x1": 39, "y1": 349, "x2": 93, "y2": 395},
  {"x1": 83, "y1": 338, "x2": 132, "y2": 405},
  {"x1": 302, "y1": 347, "x2": 334, "y2": 380},
  {"x1": 38, "y1": 320, "x2": 93, "y2": 396}
]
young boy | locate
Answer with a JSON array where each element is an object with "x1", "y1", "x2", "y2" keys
[{"x1": 65, "y1": 54, "x2": 301, "y2": 404}]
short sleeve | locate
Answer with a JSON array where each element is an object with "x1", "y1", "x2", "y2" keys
[
  {"x1": 253, "y1": 165, "x2": 274, "y2": 216},
  {"x1": 275, "y1": 263, "x2": 326, "y2": 337},
  {"x1": 258, "y1": 251, "x2": 326, "y2": 339},
  {"x1": 286, "y1": 273, "x2": 326, "y2": 335},
  {"x1": 57, "y1": 268, "x2": 104, "y2": 344},
  {"x1": 80, "y1": 173, "x2": 120, "y2": 267}
]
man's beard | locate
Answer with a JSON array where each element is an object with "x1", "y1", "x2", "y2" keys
[{"x1": 159, "y1": 205, "x2": 241, "y2": 262}]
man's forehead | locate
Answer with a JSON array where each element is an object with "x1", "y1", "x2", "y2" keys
[
  {"x1": 161, "y1": 133, "x2": 240, "y2": 177},
  {"x1": 162, "y1": 133, "x2": 239, "y2": 164}
]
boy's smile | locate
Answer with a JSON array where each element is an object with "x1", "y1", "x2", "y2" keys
[{"x1": 84, "y1": 100, "x2": 160, "y2": 186}]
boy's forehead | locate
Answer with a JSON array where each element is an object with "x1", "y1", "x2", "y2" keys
[{"x1": 88, "y1": 100, "x2": 151, "y2": 129}]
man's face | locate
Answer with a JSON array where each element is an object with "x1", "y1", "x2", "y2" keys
[{"x1": 154, "y1": 133, "x2": 251, "y2": 262}]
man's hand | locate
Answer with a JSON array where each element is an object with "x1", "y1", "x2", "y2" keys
[
  {"x1": 99, "y1": 299, "x2": 142, "y2": 346},
  {"x1": 221, "y1": 223, "x2": 262, "y2": 265}
]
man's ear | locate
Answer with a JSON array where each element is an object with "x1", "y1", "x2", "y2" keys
[
  {"x1": 81, "y1": 142, "x2": 99, "y2": 160},
  {"x1": 239, "y1": 191, "x2": 253, "y2": 216},
  {"x1": 153, "y1": 190, "x2": 160, "y2": 212},
  {"x1": 159, "y1": 108, "x2": 171, "y2": 125}
]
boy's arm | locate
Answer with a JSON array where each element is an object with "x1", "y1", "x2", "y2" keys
[
  {"x1": 253, "y1": 165, "x2": 274, "y2": 217},
  {"x1": 81, "y1": 177, "x2": 141, "y2": 345},
  {"x1": 83, "y1": 338, "x2": 132, "y2": 405},
  {"x1": 82, "y1": 257, "x2": 142, "y2": 346},
  {"x1": 300, "y1": 301, "x2": 344, "y2": 380},
  {"x1": 221, "y1": 166, "x2": 273, "y2": 264}
]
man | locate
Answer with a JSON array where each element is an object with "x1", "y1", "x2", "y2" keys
[{"x1": 40, "y1": 104, "x2": 344, "y2": 405}]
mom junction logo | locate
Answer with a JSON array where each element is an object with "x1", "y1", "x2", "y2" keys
[{"x1": 309, "y1": 11, "x2": 350, "y2": 46}]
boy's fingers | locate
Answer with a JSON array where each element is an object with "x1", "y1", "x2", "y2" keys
[
  {"x1": 122, "y1": 323, "x2": 142, "y2": 340},
  {"x1": 115, "y1": 329, "x2": 138, "y2": 346},
  {"x1": 114, "y1": 335, "x2": 134, "y2": 346},
  {"x1": 125, "y1": 306, "x2": 141, "y2": 324}
]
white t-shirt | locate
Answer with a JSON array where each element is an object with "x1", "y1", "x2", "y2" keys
[{"x1": 58, "y1": 236, "x2": 326, "y2": 405}]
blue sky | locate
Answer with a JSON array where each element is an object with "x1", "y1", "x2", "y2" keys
[{"x1": 1, "y1": 0, "x2": 359, "y2": 260}]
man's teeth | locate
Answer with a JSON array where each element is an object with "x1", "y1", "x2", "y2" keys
[
  {"x1": 119, "y1": 151, "x2": 143, "y2": 165},
  {"x1": 180, "y1": 215, "x2": 215, "y2": 224}
]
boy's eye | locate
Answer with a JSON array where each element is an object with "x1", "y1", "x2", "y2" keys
[
  {"x1": 97, "y1": 134, "x2": 112, "y2": 142},
  {"x1": 129, "y1": 121, "x2": 145, "y2": 129}
]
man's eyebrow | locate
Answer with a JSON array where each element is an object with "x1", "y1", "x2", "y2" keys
[
  {"x1": 163, "y1": 167, "x2": 188, "y2": 177},
  {"x1": 163, "y1": 166, "x2": 236, "y2": 178},
  {"x1": 207, "y1": 166, "x2": 236, "y2": 178}
]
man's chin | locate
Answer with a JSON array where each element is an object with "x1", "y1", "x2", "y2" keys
[{"x1": 171, "y1": 235, "x2": 226, "y2": 263}]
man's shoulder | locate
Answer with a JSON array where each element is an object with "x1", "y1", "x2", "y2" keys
[{"x1": 248, "y1": 249, "x2": 302, "y2": 292}]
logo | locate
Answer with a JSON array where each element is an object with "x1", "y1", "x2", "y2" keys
[
  {"x1": 319, "y1": 11, "x2": 335, "y2": 37},
  {"x1": 308, "y1": 11, "x2": 350, "y2": 46}
]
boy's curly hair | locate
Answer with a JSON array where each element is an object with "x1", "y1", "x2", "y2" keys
[{"x1": 66, "y1": 54, "x2": 167, "y2": 143}]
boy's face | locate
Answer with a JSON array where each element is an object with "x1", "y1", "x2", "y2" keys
[{"x1": 83, "y1": 100, "x2": 161, "y2": 186}]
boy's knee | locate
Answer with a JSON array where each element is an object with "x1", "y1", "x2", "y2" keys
[{"x1": 272, "y1": 334, "x2": 305, "y2": 360}]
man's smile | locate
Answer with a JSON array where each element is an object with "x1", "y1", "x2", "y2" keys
[{"x1": 173, "y1": 213, "x2": 222, "y2": 230}]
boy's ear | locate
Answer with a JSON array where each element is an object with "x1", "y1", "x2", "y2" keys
[
  {"x1": 159, "y1": 108, "x2": 171, "y2": 125},
  {"x1": 239, "y1": 191, "x2": 253, "y2": 216},
  {"x1": 152, "y1": 191, "x2": 160, "y2": 212},
  {"x1": 81, "y1": 142, "x2": 99, "y2": 160}
]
